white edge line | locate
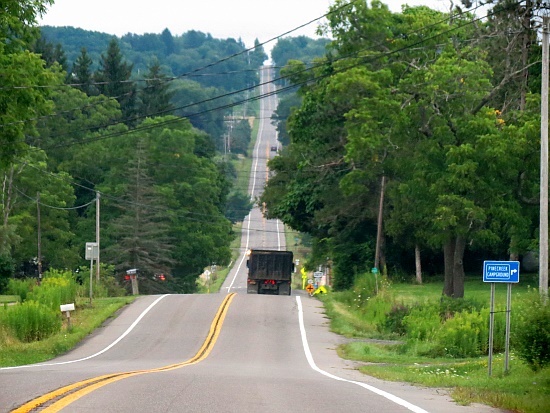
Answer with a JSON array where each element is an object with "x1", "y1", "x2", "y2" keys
[
  {"x1": 296, "y1": 296, "x2": 431, "y2": 413},
  {"x1": 0, "y1": 294, "x2": 169, "y2": 371}
]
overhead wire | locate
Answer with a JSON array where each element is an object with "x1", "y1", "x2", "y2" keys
[
  {"x1": 5, "y1": 1, "x2": 518, "y2": 230},
  {"x1": 0, "y1": 0, "x2": 365, "y2": 132},
  {"x1": 12, "y1": 1, "x2": 499, "y2": 182},
  {"x1": 14, "y1": 186, "x2": 96, "y2": 210},
  {"x1": 6, "y1": 0, "x2": 492, "y2": 158}
]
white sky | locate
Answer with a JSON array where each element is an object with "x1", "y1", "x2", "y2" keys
[{"x1": 39, "y1": 0, "x2": 450, "y2": 54}]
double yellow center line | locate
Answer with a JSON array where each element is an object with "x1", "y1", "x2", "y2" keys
[{"x1": 12, "y1": 293, "x2": 236, "y2": 413}]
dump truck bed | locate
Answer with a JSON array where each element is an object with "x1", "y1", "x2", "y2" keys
[{"x1": 247, "y1": 250, "x2": 294, "y2": 281}]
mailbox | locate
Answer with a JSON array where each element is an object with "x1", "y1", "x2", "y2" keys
[{"x1": 60, "y1": 303, "x2": 75, "y2": 312}]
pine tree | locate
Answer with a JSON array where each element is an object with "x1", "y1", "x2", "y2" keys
[
  {"x1": 33, "y1": 36, "x2": 68, "y2": 72},
  {"x1": 95, "y1": 38, "x2": 136, "y2": 123},
  {"x1": 138, "y1": 61, "x2": 174, "y2": 118},
  {"x1": 160, "y1": 28, "x2": 176, "y2": 55},
  {"x1": 71, "y1": 47, "x2": 96, "y2": 96},
  {"x1": 104, "y1": 138, "x2": 175, "y2": 281}
]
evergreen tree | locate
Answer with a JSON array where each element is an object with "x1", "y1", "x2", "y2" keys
[
  {"x1": 138, "y1": 61, "x2": 174, "y2": 118},
  {"x1": 103, "y1": 138, "x2": 175, "y2": 281},
  {"x1": 95, "y1": 38, "x2": 136, "y2": 123},
  {"x1": 160, "y1": 28, "x2": 176, "y2": 55},
  {"x1": 33, "y1": 35, "x2": 68, "y2": 72},
  {"x1": 71, "y1": 47, "x2": 97, "y2": 96}
]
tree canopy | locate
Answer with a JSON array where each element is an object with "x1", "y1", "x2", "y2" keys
[{"x1": 262, "y1": 0, "x2": 542, "y2": 297}]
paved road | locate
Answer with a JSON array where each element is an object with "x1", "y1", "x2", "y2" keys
[
  {"x1": 0, "y1": 67, "x2": 507, "y2": 413},
  {"x1": 222, "y1": 65, "x2": 285, "y2": 295}
]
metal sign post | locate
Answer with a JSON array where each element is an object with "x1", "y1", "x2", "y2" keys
[
  {"x1": 483, "y1": 261, "x2": 519, "y2": 376},
  {"x1": 85, "y1": 242, "x2": 99, "y2": 304}
]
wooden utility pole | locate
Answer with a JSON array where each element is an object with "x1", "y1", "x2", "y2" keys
[
  {"x1": 374, "y1": 175, "x2": 386, "y2": 271},
  {"x1": 541, "y1": 17, "x2": 549, "y2": 298},
  {"x1": 96, "y1": 191, "x2": 100, "y2": 282},
  {"x1": 37, "y1": 192, "x2": 42, "y2": 285}
]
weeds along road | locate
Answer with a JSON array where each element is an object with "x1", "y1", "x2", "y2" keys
[{"x1": 0, "y1": 67, "x2": 506, "y2": 413}]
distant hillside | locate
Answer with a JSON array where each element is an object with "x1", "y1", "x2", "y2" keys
[{"x1": 39, "y1": 26, "x2": 267, "y2": 91}]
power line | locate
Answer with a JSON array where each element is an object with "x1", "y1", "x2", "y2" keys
[
  {"x1": 14, "y1": 186, "x2": 96, "y2": 210},
  {"x1": 3, "y1": 1, "x2": 490, "y2": 153},
  {"x1": 0, "y1": 0, "x2": 363, "y2": 97},
  {"x1": 5, "y1": 3, "x2": 514, "y2": 225},
  {"x1": 43, "y1": 3, "x2": 496, "y2": 150}
]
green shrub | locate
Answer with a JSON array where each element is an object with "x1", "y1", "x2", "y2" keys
[
  {"x1": 4, "y1": 300, "x2": 61, "y2": 342},
  {"x1": 27, "y1": 270, "x2": 77, "y2": 311},
  {"x1": 362, "y1": 295, "x2": 394, "y2": 328},
  {"x1": 382, "y1": 303, "x2": 411, "y2": 336},
  {"x1": 513, "y1": 293, "x2": 550, "y2": 371},
  {"x1": 351, "y1": 272, "x2": 380, "y2": 309},
  {"x1": 77, "y1": 265, "x2": 126, "y2": 299},
  {"x1": 402, "y1": 303, "x2": 441, "y2": 342},
  {"x1": 6, "y1": 278, "x2": 36, "y2": 302},
  {"x1": 479, "y1": 307, "x2": 507, "y2": 354},
  {"x1": 436, "y1": 310, "x2": 485, "y2": 358},
  {"x1": 438, "y1": 296, "x2": 483, "y2": 320}
]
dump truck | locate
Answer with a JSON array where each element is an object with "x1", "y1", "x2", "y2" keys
[{"x1": 246, "y1": 249, "x2": 294, "y2": 295}]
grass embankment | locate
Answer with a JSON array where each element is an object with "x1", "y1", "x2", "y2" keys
[
  {"x1": 318, "y1": 277, "x2": 549, "y2": 413},
  {"x1": 0, "y1": 296, "x2": 134, "y2": 367}
]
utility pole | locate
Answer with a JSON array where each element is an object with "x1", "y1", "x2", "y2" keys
[
  {"x1": 96, "y1": 192, "x2": 100, "y2": 282},
  {"x1": 541, "y1": 16, "x2": 549, "y2": 298},
  {"x1": 374, "y1": 175, "x2": 386, "y2": 271},
  {"x1": 37, "y1": 192, "x2": 42, "y2": 285}
]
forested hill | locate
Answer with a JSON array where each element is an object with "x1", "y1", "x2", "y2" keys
[{"x1": 39, "y1": 26, "x2": 267, "y2": 91}]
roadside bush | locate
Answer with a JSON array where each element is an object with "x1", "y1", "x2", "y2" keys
[
  {"x1": 438, "y1": 296, "x2": 483, "y2": 320},
  {"x1": 0, "y1": 254, "x2": 14, "y2": 294},
  {"x1": 6, "y1": 278, "x2": 36, "y2": 302},
  {"x1": 435, "y1": 310, "x2": 485, "y2": 358},
  {"x1": 27, "y1": 270, "x2": 77, "y2": 311},
  {"x1": 402, "y1": 303, "x2": 441, "y2": 342},
  {"x1": 513, "y1": 293, "x2": 550, "y2": 371},
  {"x1": 77, "y1": 265, "x2": 126, "y2": 298},
  {"x1": 351, "y1": 272, "x2": 381, "y2": 309},
  {"x1": 4, "y1": 300, "x2": 61, "y2": 342},
  {"x1": 381, "y1": 303, "x2": 411, "y2": 336}
]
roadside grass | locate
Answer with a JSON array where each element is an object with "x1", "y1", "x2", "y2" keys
[
  {"x1": 0, "y1": 296, "x2": 134, "y2": 368},
  {"x1": 348, "y1": 347, "x2": 549, "y2": 413},
  {"x1": 390, "y1": 273, "x2": 539, "y2": 307},
  {"x1": 0, "y1": 295, "x2": 20, "y2": 305},
  {"x1": 319, "y1": 277, "x2": 550, "y2": 413}
]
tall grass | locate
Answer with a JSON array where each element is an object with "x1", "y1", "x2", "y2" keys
[
  {"x1": 27, "y1": 270, "x2": 77, "y2": 311},
  {"x1": 1, "y1": 269, "x2": 79, "y2": 345},
  {"x1": 6, "y1": 278, "x2": 37, "y2": 301},
  {"x1": 0, "y1": 296, "x2": 134, "y2": 367},
  {"x1": 2, "y1": 300, "x2": 61, "y2": 342}
]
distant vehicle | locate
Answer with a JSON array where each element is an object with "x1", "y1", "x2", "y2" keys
[
  {"x1": 246, "y1": 249, "x2": 294, "y2": 295},
  {"x1": 270, "y1": 145, "x2": 277, "y2": 152}
]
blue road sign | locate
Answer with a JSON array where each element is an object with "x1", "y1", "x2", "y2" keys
[{"x1": 483, "y1": 261, "x2": 520, "y2": 283}]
